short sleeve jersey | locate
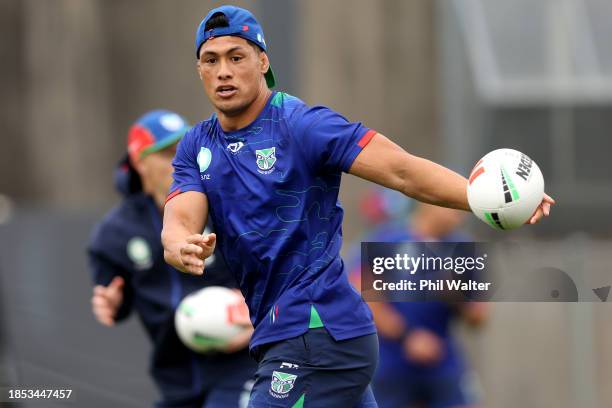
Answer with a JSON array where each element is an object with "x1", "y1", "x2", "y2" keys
[{"x1": 169, "y1": 91, "x2": 377, "y2": 350}]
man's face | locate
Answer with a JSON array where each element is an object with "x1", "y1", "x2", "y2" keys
[
  {"x1": 197, "y1": 36, "x2": 268, "y2": 116},
  {"x1": 137, "y1": 144, "x2": 177, "y2": 196}
]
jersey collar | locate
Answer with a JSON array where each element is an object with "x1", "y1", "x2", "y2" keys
[{"x1": 215, "y1": 91, "x2": 277, "y2": 141}]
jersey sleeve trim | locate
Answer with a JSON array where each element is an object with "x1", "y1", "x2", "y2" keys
[
  {"x1": 165, "y1": 184, "x2": 205, "y2": 205},
  {"x1": 165, "y1": 189, "x2": 182, "y2": 204},
  {"x1": 340, "y1": 128, "x2": 378, "y2": 173},
  {"x1": 357, "y1": 129, "x2": 377, "y2": 148}
]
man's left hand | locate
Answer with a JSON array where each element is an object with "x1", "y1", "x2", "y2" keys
[{"x1": 527, "y1": 193, "x2": 556, "y2": 224}]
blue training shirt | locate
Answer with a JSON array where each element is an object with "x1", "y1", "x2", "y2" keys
[{"x1": 168, "y1": 91, "x2": 377, "y2": 350}]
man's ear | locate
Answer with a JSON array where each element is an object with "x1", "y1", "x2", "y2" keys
[
  {"x1": 260, "y1": 52, "x2": 270, "y2": 74},
  {"x1": 196, "y1": 62, "x2": 203, "y2": 80}
]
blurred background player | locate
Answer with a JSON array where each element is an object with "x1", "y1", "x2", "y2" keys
[
  {"x1": 87, "y1": 110, "x2": 256, "y2": 408},
  {"x1": 348, "y1": 188, "x2": 489, "y2": 408}
]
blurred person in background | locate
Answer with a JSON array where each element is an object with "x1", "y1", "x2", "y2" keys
[
  {"x1": 87, "y1": 110, "x2": 256, "y2": 408},
  {"x1": 348, "y1": 188, "x2": 488, "y2": 408}
]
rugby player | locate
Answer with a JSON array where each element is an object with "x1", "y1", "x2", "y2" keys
[{"x1": 162, "y1": 6, "x2": 554, "y2": 407}]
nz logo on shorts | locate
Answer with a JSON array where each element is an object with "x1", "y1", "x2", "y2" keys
[
  {"x1": 255, "y1": 147, "x2": 276, "y2": 174},
  {"x1": 269, "y1": 371, "x2": 297, "y2": 399}
]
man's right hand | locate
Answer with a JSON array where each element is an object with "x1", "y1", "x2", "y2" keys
[
  {"x1": 178, "y1": 233, "x2": 216, "y2": 275},
  {"x1": 162, "y1": 191, "x2": 210, "y2": 274},
  {"x1": 91, "y1": 276, "x2": 124, "y2": 326}
]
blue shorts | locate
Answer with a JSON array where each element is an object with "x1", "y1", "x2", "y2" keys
[{"x1": 248, "y1": 328, "x2": 379, "y2": 408}]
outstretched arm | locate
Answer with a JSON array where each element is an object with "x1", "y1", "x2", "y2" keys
[
  {"x1": 162, "y1": 191, "x2": 216, "y2": 275},
  {"x1": 349, "y1": 133, "x2": 554, "y2": 223},
  {"x1": 350, "y1": 133, "x2": 470, "y2": 210}
]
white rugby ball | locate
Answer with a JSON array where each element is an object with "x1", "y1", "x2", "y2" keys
[
  {"x1": 467, "y1": 149, "x2": 544, "y2": 230},
  {"x1": 175, "y1": 286, "x2": 248, "y2": 353}
]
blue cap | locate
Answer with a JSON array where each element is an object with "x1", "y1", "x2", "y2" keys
[
  {"x1": 127, "y1": 110, "x2": 190, "y2": 163},
  {"x1": 195, "y1": 5, "x2": 276, "y2": 88}
]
